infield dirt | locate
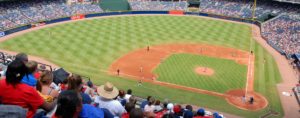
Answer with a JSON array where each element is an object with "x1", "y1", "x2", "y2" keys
[{"x1": 109, "y1": 43, "x2": 267, "y2": 110}]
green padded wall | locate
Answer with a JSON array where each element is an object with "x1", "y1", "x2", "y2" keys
[{"x1": 99, "y1": 0, "x2": 130, "y2": 11}]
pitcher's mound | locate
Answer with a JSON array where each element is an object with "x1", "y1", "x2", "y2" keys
[{"x1": 194, "y1": 67, "x2": 214, "y2": 76}]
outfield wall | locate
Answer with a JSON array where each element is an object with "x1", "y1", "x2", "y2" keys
[
  {"x1": 0, "y1": 11, "x2": 257, "y2": 37},
  {"x1": 0, "y1": 11, "x2": 291, "y2": 58}
]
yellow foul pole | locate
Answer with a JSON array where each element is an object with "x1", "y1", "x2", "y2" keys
[{"x1": 251, "y1": 0, "x2": 257, "y2": 20}]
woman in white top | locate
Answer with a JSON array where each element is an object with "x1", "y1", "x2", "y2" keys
[
  {"x1": 154, "y1": 100, "x2": 163, "y2": 112},
  {"x1": 144, "y1": 97, "x2": 155, "y2": 113}
]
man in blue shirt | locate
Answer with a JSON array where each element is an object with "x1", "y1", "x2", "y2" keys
[
  {"x1": 140, "y1": 96, "x2": 152, "y2": 110},
  {"x1": 21, "y1": 61, "x2": 38, "y2": 87}
]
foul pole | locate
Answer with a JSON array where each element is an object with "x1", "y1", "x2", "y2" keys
[{"x1": 251, "y1": 0, "x2": 257, "y2": 20}]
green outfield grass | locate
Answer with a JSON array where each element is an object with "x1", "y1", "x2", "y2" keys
[
  {"x1": 0, "y1": 15, "x2": 283, "y2": 117},
  {"x1": 154, "y1": 54, "x2": 247, "y2": 93}
]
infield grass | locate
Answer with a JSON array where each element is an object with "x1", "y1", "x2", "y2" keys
[
  {"x1": 154, "y1": 53, "x2": 247, "y2": 93},
  {"x1": 0, "y1": 15, "x2": 283, "y2": 118}
]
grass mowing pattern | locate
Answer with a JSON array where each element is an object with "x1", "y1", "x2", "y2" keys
[
  {"x1": 154, "y1": 54, "x2": 247, "y2": 93},
  {"x1": 0, "y1": 15, "x2": 283, "y2": 117},
  {"x1": 253, "y1": 42, "x2": 283, "y2": 118}
]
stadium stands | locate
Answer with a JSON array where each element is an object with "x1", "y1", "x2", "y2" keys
[
  {"x1": 0, "y1": 0, "x2": 190, "y2": 31},
  {"x1": 262, "y1": 14, "x2": 300, "y2": 55},
  {"x1": 200, "y1": 0, "x2": 248, "y2": 18},
  {"x1": 200, "y1": 0, "x2": 300, "y2": 19},
  {"x1": 0, "y1": 0, "x2": 188, "y2": 31},
  {"x1": 129, "y1": 0, "x2": 188, "y2": 11},
  {"x1": 0, "y1": 0, "x2": 103, "y2": 31}
]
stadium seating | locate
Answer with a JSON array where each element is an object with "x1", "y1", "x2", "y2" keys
[
  {"x1": 262, "y1": 14, "x2": 300, "y2": 55},
  {"x1": 128, "y1": 0, "x2": 188, "y2": 11},
  {"x1": 0, "y1": 0, "x2": 190, "y2": 31},
  {"x1": 200, "y1": 0, "x2": 300, "y2": 19},
  {"x1": 200, "y1": 0, "x2": 247, "y2": 18},
  {"x1": 0, "y1": 0, "x2": 103, "y2": 30}
]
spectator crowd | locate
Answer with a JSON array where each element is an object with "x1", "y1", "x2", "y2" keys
[
  {"x1": 0, "y1": 0, "x2": 190, "y2": 31},
  {"x1": 0, "y1": 52, "x2": 225, "y2": 118},
  {"x1": 129, "y1": 0, "x2": 188, "y2": 11},
  {"x1": 200, "y1": 0, "x2": 300, "y2": 19},
  {"x1": 262, "y1": 15, "x2": 300, "y2": 55},
  {"x1": 0, "y1": 0, "x2": 103, "y2": 31}
]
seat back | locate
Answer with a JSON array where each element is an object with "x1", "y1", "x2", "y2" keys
[{"x1": 0, "y1": 105, "x2": 27, "y2": 118}]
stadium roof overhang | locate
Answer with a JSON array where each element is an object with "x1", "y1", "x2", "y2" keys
[
  {"x1": 273, "y1": 0, "x2": 300, "y2": 4},
  {"x1": 295, "y1": 54, "x2": 300, "y2": 61}
]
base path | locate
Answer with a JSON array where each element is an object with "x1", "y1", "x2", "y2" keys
[{"x1": 109, "y1": 43, "x2": 267, "y2": 110}]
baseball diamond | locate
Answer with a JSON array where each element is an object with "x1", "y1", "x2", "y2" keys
[
  {"x1": 0, "y1": 15, "x2": 285, "y2": 117},
  {"x1": 1, "y1": 0, "x2": 299, "y2": 117}
]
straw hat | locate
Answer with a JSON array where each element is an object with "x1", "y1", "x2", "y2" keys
[{"x1": 97, "y1": 82, "x2": 119, "y2": 99}]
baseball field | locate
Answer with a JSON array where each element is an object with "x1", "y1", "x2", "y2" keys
[{"x1": 0, "y1": 15, "x2": 283, "y2": 117}]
